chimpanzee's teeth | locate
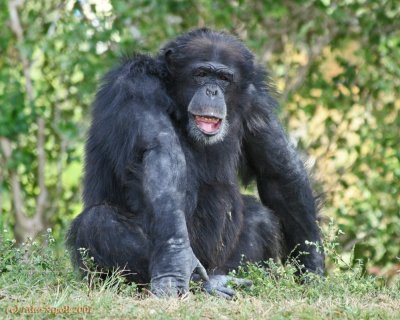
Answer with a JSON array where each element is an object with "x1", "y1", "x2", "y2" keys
[{"x1": 196, "y1": 115, "x2": 221, "y2": 123}]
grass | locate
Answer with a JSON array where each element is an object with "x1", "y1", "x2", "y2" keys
[{"x1": 0, "y1": 229, "x2": 399, "y2": 319}]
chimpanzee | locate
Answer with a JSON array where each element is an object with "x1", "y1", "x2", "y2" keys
[{"x1": 66, "y1": 28, "x2": 324, "y2": 298}]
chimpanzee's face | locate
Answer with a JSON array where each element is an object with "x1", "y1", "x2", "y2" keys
[
  {"x1": 178, "y1": 60, "x2": 236, "y2": 144},
  {"x1": 163, "y1": 33, "x2": 254, "y2": 145}
]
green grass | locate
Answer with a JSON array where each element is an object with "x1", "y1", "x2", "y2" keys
[{"x1": 0, "y1": 229, "x2": 399, "y2": 319}]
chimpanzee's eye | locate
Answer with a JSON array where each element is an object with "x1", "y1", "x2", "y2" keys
[
  {"x1": 218, "y1": 74, "x2": 229, "y2": 82},
  {"x1": 195, "y1": 70, "x2": 207, "y2": 77}
]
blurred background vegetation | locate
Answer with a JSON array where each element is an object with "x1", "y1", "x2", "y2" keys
[{"x1": 0, "y1": 0, "x2": 398, "y2": 278}]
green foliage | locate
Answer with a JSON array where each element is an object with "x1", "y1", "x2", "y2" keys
[
  {"x1": 0, "y1": 228, "x2": 74, "y2": 287},
  {"x1": 0, "y1": 0, "x2": 399, "y2": 275},
  {"x1": 282, "y1": 1, "x2": 400, "y2": 272}
]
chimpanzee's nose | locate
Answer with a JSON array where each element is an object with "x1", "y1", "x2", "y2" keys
[{"x1": 206, "y1": 87, "x2": 219, "y2": 97}]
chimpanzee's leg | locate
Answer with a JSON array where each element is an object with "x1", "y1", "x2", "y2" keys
[
  {"x1": 66, "y1": 205, "x2": 150, "y2": 284},
  {"x1": 200, "y1": 195, "x2": 282, "y2": 299},
  {"x1": 222, "y1": 195, "x2": 283, "y2": 271}
]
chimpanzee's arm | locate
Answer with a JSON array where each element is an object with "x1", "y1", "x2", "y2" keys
[
  {"x1": 88, "y1": 55, "x2": 208, "y2": 295},
  {"x1": 141, "y1": 121, "x2": 208, "y2": 295},
  {"x1": 243, "y1": 84, "x2": 324, "y2": 275}
]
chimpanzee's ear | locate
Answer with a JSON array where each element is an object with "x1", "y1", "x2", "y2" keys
[
  {"x1": 162, "y1": 48, "x2": 174, "y2": 74},
  {"x1": 164, "y1": 48, "x2": 174, "y2": 65},
  {"x1": 164, "y1": 48, "x2": 173, "y2": 60}
]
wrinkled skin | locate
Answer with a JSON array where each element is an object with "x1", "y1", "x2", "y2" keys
[
  {"x1": 66, "y1": 29, "x2": 324, "y2": 298},
  {"x1": 151, "y1": 247, "x2": 208, "y2": 296}
]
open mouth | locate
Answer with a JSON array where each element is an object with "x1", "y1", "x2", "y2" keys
[{"x1": 193, "y1": 115, "x2": 223, "y2": 135}]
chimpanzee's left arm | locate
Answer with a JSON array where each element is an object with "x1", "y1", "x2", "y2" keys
[{"x1": 243, "y1": 84, "x2": 324, "y2": 275}]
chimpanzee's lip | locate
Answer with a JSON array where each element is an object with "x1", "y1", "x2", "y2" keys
[{"x1": 191, "y1": 114, "x2": 223, "y2": 135}]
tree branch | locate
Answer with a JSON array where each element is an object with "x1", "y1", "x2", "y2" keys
[
  {"x1": 0, "y1": 138, "x2": 27, "y2": 228},
  {"x1": 7, "y1": 0, "x2": 47, "y2": 238},
  {"x1": 0, "y1": 153, "x2": 5, "y2": 218},
  {"x1": 35, "y1": 118, "x2": 47, "y2": 219},
  {"x1": 9, "y1": 0, "x2": 34, "y2": 102}
]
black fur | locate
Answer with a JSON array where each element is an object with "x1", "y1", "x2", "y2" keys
[{"x1": 66, "y1": 28, "x2": 324, "y2": 296}]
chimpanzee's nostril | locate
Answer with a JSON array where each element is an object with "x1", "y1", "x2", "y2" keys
[{"x1": 206, "y1": 88, "x2": 218, "y2": 96}]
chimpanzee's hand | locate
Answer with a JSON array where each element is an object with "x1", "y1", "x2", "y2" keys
[
  {"x1": 203, "y1": 275, "x2": 253, "y2": 299},
  {"x1": 150, "y1": 244, "x2": 208, "y2": 297}
]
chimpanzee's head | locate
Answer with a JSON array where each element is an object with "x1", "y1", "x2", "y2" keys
[{"x1": 161, "y1": 28, "x2": 255, "y2": 144}]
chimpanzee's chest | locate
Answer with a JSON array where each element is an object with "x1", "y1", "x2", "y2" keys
[
  {"x1": 184, "y1": 168, "x2": 244, "y2": 267},
  {"x1": 182, "y1": 144, "x2": 239, "y2": 208}
]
